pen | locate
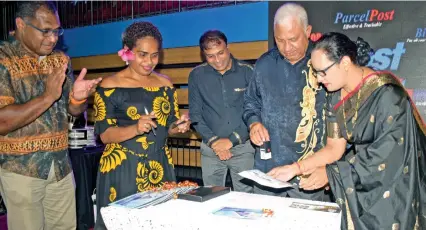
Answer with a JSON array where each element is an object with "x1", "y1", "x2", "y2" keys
[
  {"x1": 171, "y1": 120, "x2": 197, "y2": 129},
  {"x1": 144, "y1": 107, "x2": 156, "y2": 136}
]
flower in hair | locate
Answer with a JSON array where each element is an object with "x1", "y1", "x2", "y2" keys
[
  {"x1": 118, "y1": 47, "x2": 135, "y2": 65},
  {"x1": 310, "y1": 32, "x2": 322, "y2": 42}
]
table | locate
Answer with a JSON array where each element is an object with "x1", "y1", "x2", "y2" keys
[
  {"x1": 101, "y1": 191, "x2": 341, "y2": 230},
  {"x1": 70, "y1": 146, "x2": 104, "y2": 230}
]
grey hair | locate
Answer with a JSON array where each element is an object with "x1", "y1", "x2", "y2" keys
[
  {"x1": 16, "y1": 1, "x2": 57, "y2": 20},
  {"x1": 273, "y1": 3, "x2": 308, "y2": 30}
]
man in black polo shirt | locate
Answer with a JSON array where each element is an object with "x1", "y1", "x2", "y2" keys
[{"x1": 189, "y1": 30, "x2": 254, "y2": 193}]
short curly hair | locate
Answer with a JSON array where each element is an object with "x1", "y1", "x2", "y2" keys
[{"x1": 122, "y1": 22, "x2": 163, "y2": 50}]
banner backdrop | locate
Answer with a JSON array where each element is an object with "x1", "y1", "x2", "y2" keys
[{"x1": 269, "y1": 1, "x2": 426, "y2": 121}]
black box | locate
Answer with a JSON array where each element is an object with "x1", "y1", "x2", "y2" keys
[{"x1": 177, "y1": 186, "x2": 231, "y2": 202}]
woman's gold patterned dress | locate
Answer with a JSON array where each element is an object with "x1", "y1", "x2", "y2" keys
[{"x1": 93, "y1": 86, "x2": 180, "y2": 229}]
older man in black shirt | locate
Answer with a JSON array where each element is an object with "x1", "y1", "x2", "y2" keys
[
  {"x1": 243, "y1": 3, "x2": 328, "y2": 200},
  {"x1": 189, "y1": 30, "x2": 254, "y2": 192}
]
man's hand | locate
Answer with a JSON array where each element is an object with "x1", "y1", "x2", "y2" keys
[
  {"x1": 43, "y1": 63, "x2": 68, "y2": 102},
  {"x1": 267, "y1": 164, "x2": 300, "y2": 182},
  {"x1": 299, "y1": 166, "x2": 329, "y2": 190},
  {"x1": 215, "y1": 149, "x2": 232, "y2": 161},
  {"x1": 249, "y1": 122, "x2": 270, "y2": 146},
  {"x1": 72, "y1": 68, "x2": 102, "y2": 101},
  {"x1": 211, "y1": 138, "x2": 233, "y2": 152}
]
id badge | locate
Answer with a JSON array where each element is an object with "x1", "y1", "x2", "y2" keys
[{"x1": 260, "y1": 141, "x2": 272, "y2": 160}]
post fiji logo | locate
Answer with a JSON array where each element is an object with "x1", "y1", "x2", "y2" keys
[
  {"x1": 405, "y1": 27, "x2": 426, "y2": 43},
  {"x1": 368, "y1": 42, "x2": 405, "y2": 71},
  {"x1": 310, "y1": 32, "x2": 406, "y2": 71},
  {"x1": 334, "y1": 9, "x2": 395, "y2": 30}
]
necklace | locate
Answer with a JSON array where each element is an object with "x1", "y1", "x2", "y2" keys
[{"x1": 342, "y1": 69, "x2": 364, "y2": 140}]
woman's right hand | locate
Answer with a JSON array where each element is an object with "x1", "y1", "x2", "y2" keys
[
  {"x1": 135, "y1": 112, "x2": 157, "y2": 135},
  {"x1": 267, "y1": 163, "x2": 300, "y2": 182}
]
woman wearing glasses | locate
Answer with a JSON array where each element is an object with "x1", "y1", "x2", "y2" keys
[{"x1": 268, "y1": 32, "x2": 425, "y2": 229}]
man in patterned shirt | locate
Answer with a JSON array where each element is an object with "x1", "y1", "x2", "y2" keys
[{"x1": 0, "y1": 1, "x2": 101, "y2": 229}]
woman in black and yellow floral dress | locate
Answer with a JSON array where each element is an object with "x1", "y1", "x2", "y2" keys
[{"x1": 93, "y1": 22, "x2": 191, "y2": 230}]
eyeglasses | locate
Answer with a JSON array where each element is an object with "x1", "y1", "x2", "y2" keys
[
  {"x1": 312, "y1": 60, "x2": 339, "y2": 78},
  {"x1": 25, "y1": 21, "x2": 64, "y2": 37}
]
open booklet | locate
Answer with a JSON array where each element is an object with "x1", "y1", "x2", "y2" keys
[
  {"x1": 212, "y1": 207, "x2": 270, "y2": 219},
  {"x1": 239, "y1": 169, "x2": 295, "y2": 189},
  {"x1": 289, "y1": 202, "x2": 341, "y2": 213},
  {"x1": 109, "y1": 190, "x2": 173, "y2": 209},
  {"x1": 109, "y1": 186, "x2": 196, "y2": 209}
]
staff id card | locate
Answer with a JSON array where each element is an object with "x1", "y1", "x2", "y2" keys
[{"x1": 260, "y1": 141, "x2": 272, "y2": 160}]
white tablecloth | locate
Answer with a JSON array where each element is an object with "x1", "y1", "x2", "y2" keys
[{"x1": 101, "y1": 191, "x2": 341, "y2": 230}]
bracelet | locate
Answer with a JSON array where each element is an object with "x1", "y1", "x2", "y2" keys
[{"x1": 69, "y1": 92, "x2": 87, "y2": 105}]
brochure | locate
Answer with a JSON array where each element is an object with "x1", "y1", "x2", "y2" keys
[
  {"x1": 212, "y1": 207, "x2": 268, "y2": 220},
  {"x1": 289, "y1": 202, "x2": 341, "y2": 213},
  {"x1": 239, "y1": 169, "x2": 295, "y2": 189}
]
